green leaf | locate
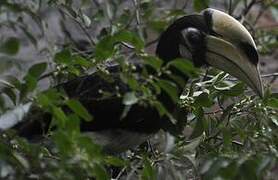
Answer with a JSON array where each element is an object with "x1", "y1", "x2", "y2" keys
[
  {"x1": 23, "y1": 74, "x2": 37, "y2": 93},
  {"x1": 95, "y1": 35, "x2": 115, "y2": 61},
  {"x1": 93, "y1": 163, "x2": 109, "y2": 180},
  {"x1": 194, "y1": 92, "x2": 214, "y2": 108},
  {"x1": 143, "y1": 55, "x2": 163, "y2": 71},
  {"x1": 122, "y1": 92, "x2": 138, "y2": 105},
  {"x1": 239, "y1": 159, "x2": 259, "y2": 180},
  {"x1": 105, "y1": 156, "x2": 127, "y2": 167},
  {"x1": 193, "y1": 0, "x2": 210, "y2": 11},
  {"x1": 53, "y1": 130, "x2": 72, "y2": 156},
  {"x1": 220, "y1": 82, "x2": 246, "y2": 97},
  {"x1": 148, "y1": 20, "x2": 168, "y2": 32},
  {"x1": 166, "y1": 74, "x2": 186, "y2": 88},
  {"x1": 12, "y1": 152, "x2": 29, "y2": 170},
  {"x1": 153, "y1": 100, "x2": 168, "y2": 117},
  {"x1": 141, "y1": 158, "x2": 157, "y2": 180},
  {"x1": 167, "y1": 59, "x2": 198, "y2": 77},
  {"x1": 28, "y1": 62, "x2": 47, "y2": 78},
  {"x1": 96, "y1": 30, "x2": 144, "y2": 61},
  {"x1": 157, "y1": 79, "x2": 179, "y2": 103},
  {"x1": 267, "y1": 97, "x2": 278, "y2": 108},
  {"x1": 66, "y1": 99, "x2": 93, "y2": 121},
  {"x1": 54, "y1": 49, "x2": 72, "y2": 64},
  {"x1": 0, "y1": 37, "x2": 20, "y2": 55},
  {"x1": 127, "y1": 76, "x2": 139, "y2": 90},
  {"x1": 65, "y1": 114, "x2": 80, "y2": 133},
  {"x1": 222, "y1": 127, "x2": 232, "y2": 146},
  {"x1": 74, "y1": 55, "x2": 91, "y2": 67},
  {"x1": 190, "y1": 108, "x2": 204, "y2": 138},
  {"x1": 52, "y1": 107, "x2": 67, "y2": 127},
  {"x1": 114, "y1": 31, "x2": 144, "y2": 51},
  {"x1": 37, "y1": 94, "x2": 51, "y2": 107}
]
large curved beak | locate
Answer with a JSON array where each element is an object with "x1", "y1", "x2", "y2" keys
[{"x1": 202, "y1": 9, "x2": 264, "y2": 97}]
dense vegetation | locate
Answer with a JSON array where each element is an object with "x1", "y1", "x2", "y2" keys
[{"x1": 0, "y1": 0, "x2": 277, "y2": 179}]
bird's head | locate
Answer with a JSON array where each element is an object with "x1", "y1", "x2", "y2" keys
[{"x1": 156, "y1": 8, "x2": 264, "y2": 97}]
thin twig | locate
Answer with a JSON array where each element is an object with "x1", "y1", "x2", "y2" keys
[
  {"x1": 115, "y1": 166, "x2": 127, "y2": 180},
  {"x1": 59, "y1": 6, "x2": 96, "y2": 46},
  {"x1": 215, "y1": 137, "x2": 244, "y2": 146},
  {"x1": 132, "y1": 0, "x2": 144, "y2": 39},
  {"x1": 242, "y1": 0, "x2": 256, "y2": 17},
  {"x1": 92, "y1": 0, "x2": 100, "y2": 8},
  {"x1": 228, "y1": 0, "x2": 233, "y2": 15},
  {"x1": 205, "y1": 109, "x2": 223, "y2": 115},
  {"x1": 262, "y1": 73, "x2": 278, "y2": 78},
  {"x1": 182, "y1": 0, "x2": 189, "y2": 9},
  {"x1": 145, "y1": 38, "x2": 159, "y2": 48}
]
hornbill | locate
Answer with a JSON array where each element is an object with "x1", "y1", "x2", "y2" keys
[{"x1": 7, "y1": 8, "x2": 263, "y2": 154}]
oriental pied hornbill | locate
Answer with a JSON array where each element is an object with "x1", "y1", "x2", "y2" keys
[{"x1": 12, "y1": 8, "x2": 263, "y2": 153}]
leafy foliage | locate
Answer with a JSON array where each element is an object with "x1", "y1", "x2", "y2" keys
[{"x1": 0, "y1": 0, "x2": 277, "y2": 179}]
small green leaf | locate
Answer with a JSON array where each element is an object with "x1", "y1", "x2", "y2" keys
[
  {"x1": 148, "y1": 20, "x2": 168, "y2": 32},
  {"x1": 190, "y1": 108, "x2": 204, "y2": 138},
  {"x1": 157, "y1": 79, "x2": 179, "y2": 103},
  {"x1": 193, "y1": 0, "x2": 210, "y2": 11},
  {"x1": 23, "y1": 74, "x2": 37, "y2": 92},
  {"x1": 52, "y1": 107, "x2": 67, "y2": 127},
  {"x1": 93, "y1": 163, "x2": 109, "y2": 180},
  {"x1": 114, "y1": 30, "x2": 144, "y2": 51},
  {"x1": 65, "y1": 114, "x2": 80, "y2": 133},
  {"x1": 28, "y1": 62, "x2": 47, "y2": 78},
  {"x1": 267, "y1": 97, "x2": 278, "y2": 108},
  {"x1": 96, "y1": 30, "x2": 143, "y2": 61},
  {"x1": 13, "y1": 152, "x2": 29, "y2": 170},
  {"x1": 127, "y1": 76, "x2": 139, "y2": 90},
  {"x1": 153, "y1": 100, "x2": 168, "y2": 117},
  {"x1": 95, "y1": 35, "x2": 115, "y2": 61},
  {"x1": 141, "y1": 158, "x2": 157, "y2": 180},
  {"x1": 37, "y1": 94, "x2": 51, "y2": 107},
  {"x1": 66, "y1": 99, "x2": 93, "y2": 121},
  {"x1": 53, "y1": 130, "x2": 72, "y2": 156},
  {"x1": 194, "y1": 92, "x2": 214, "y2": 108},
  {"x1": 122, "y1": 92, "x2": 138, "y2": 105},
  {"x1": 54, "y1": 49, "x2": 72, "y2": 64},
  {"x1": 222, "y1": 127, "x2": 232, "y2": 146},
  {"x1": 143, "y1": 55, "x2": 163, "y2": 71},
  {"x1": 74, "y1": 55, "x2": 91, "y2": 67},
  {"x1": 0, "y1": 37, "x2": 20, "y2": 55},
  {"x1": 222, "y1": 82, "x2": 245, "y2": 97},
  {"x1": 167, "y1": 59, "x2": 198, "y2": 77},
  {"x1": 105, "y1": 156, "x2": 127, "y2": 167}
]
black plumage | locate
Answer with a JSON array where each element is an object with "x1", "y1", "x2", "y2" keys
[
  {"x1": 16, "y1": 15, "x2": 209, "y2": 142},
  {"x1": 13, "y1": 8, "x2": 262, "y2": 153}
]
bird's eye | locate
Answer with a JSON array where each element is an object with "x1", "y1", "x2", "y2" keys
[
  {"x1": 180, "y1": 28, "x2": 204, "y2": 50},
  {"x1": 185, "y1": 28, "x2": 203, "y2": 44}
]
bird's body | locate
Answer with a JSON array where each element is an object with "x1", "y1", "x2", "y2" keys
[
  {"x1": 10, "y1": 8, "x2": 263, "y2": 154},
  {"x1": 16, "y1": 64, "x2": 184, "y2": 153}
]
